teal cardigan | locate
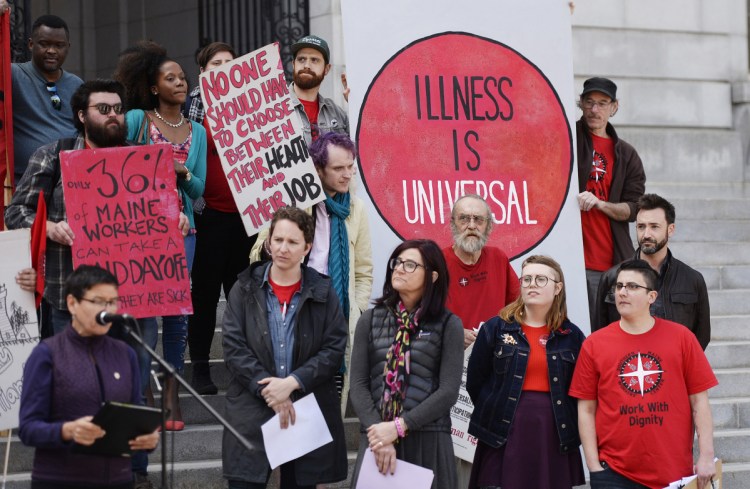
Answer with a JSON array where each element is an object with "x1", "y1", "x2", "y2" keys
[{"x1": 125, "y1": 109, "x2": 207, "y2": 229}]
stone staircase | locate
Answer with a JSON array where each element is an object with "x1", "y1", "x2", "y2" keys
[{"x1": 651, "y1": 183, "x2": 750, "y2": 488}]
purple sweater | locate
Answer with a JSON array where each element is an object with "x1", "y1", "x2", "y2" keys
[{"x1": 19, "y1": 325, "x2": 141, "y2": 486}]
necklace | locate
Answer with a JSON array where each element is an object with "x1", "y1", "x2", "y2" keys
[{"x1": 153, "y1": 108, "x2": 185, "y2": 128}]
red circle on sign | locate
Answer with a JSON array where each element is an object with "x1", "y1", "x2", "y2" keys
[{"x1": 356, "y1": 32, "x2": 572, "y2": 259}]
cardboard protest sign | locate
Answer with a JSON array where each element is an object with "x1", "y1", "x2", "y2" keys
[
  {"x1": 0, "y1": 229, "x2": 38, "y2": 430},
  {"x1": 450, "y1": 346, "x2": 478, "y2": 462},
  {"x1": 61, "y1": 145, "x2": 192, "y2": 318},
  {"x1": 199, "y1": 42, "x2": 326, "y2": 236},
  {"x1": 342, "y1": 0, "x2": 586, "y2": 461}
]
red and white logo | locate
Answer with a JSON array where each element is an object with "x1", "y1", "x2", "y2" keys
[{"x1": 617, "y1": 352, "x2": 664, "y2": 397}]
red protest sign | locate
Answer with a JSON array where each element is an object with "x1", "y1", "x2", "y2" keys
[
  {"x1": 357, "y1": 32, "x2": 572, "y2": 259},
  {"x1": 60, "y1": 145, "x2": 192, "y2": 317}
]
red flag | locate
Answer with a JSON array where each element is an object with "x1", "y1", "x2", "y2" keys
[
  {"x1": 30, "y1": 193, "x2": 47, "y2": 307},
  {"x1": 0, "y1": 11, "x2": 14, "y2": 229}
]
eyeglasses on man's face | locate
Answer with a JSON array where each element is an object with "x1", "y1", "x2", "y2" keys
[
  {"x1": 89, "y1": 103, "x2": 124, "y2": 116},
  {"x1": 613, "y1": 282, "x2": 652, "y2": 293},
  {"x1": 389, "y1": 257, "x2": 424, "y2": 273},
  {"x1": 46, "y1": 82, "x2": 61, "y2": 110},
  {"x1": 581, "y1": 99, "x2": 612, "y2": 110},
  {"x1": 520, "y1": 274, "x2": 559, "y2": 288},
  {"x1": 455, "y1": 214, "x2": 488, "y2": 226}
]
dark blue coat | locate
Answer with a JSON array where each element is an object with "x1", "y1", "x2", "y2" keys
[{"x1": 466, "y1": 316, "x2": 585, "y2": 453}]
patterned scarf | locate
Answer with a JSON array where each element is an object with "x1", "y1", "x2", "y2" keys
[
  {"x1": 381, "y1": 302, "x2": 420, "y2": 421},
  {"x1": 324, "y1": 192, "x2": 350, "y2": 319}
]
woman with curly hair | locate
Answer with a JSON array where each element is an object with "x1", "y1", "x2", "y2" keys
[{"x1": 114, "y1": 41, "x2": 207, "y2": 432}]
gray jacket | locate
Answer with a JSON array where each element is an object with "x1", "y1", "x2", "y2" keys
[{"x1": 289, "y1": 82, "x2": 349, "y2": 146}]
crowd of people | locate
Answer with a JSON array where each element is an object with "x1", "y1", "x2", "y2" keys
[{"x1": 1, "y1": 7, "x2": 719, "y2": 489}]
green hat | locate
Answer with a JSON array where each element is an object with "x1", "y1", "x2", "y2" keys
[{"x1": 291, "y1": 35, "x2": 330, "y2": 64}]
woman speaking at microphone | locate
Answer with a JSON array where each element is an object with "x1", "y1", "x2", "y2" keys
[{"x1": 19, "y1": 265, "x2": 159, "y2": 489}]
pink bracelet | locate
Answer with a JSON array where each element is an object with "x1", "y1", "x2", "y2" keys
[{"x1": 394, "y1": 417, "x2": 406, "y2": 438}]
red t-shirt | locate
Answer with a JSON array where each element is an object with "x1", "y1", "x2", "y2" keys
[
  {"x1": 269, "y1": 277, "x2": 301, "y2": 307},
  {"x1": 443, "y1": 246, "x2": 520, "y2": 331},
  {"x1": 202, "y1": 117, "x2": 238, "y2": 213},
  {"x1": 569, "y1": 318, "x2": 718, "y2": 489},
  {"x1": 521, "y1": 324, "x2": 550, "y2": 392},
  {"x1": 300, "y1": 98, "x2": 320, "y2": 141},
  {"x1": 581, "y1": 133, "x2": 616, "y2": 271}
]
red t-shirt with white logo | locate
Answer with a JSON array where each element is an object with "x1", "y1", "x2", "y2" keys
[
  {"x1": 443, "y1": 246, "x2": 520, "y2": 331},
  {"x1": 570, "y1": 318, "x2": 718, "y2": 489},
  {"x1": 581, "y1": 133, "x2": 616, "y2": 271}
]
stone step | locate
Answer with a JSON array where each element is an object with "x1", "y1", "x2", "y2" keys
[
  {"x1": 707, "y1": 290, "x2": 750, "y2": 316},
  {"x1": 671, "y1": 220, "x2": 750, "y2": 243},
  {"x1": 2, "y1": 452, "x2": 360, "y2": 489},
  {"x1": 704, "y1": 429, "x2": 750, "y2": 464},
  {"x1": 711, "y1": 316, "x2": 750, "y2": 341},
  {"x1": 722, "y1": 462, "x2": 750, "y2": 489},
  {"x1": 705, "y1": 341, "x2": 750, "y2": 369},
  {"x1": 712, "y1": 368, "x2": 750, "y2": 398},
  {"x1": 153, "y1": 328, "x2": 224, "y2": 361},
  {"x1": 695, "y1": 266, "x2": 750, "y2": 291},
  {"x1": 669, "y1": 242, "x2": 750, "y2": 267},
  {"x1": 710, "y1": 397, "x2": 750, "y2": 430}
]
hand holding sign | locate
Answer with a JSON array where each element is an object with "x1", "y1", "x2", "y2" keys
[
  {"x1": 199, "y1": 42, "x2": 326, "y2": 236},
  {"x1": 61, "y1": 144, "x2": 192, "y2": 317}
]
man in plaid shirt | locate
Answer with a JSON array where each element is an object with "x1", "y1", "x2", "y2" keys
[{"x1": 5, "y1": 79, "x2": 188, "y2": 335}]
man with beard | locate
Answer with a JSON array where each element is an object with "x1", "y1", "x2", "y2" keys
[
  {"x1": 5, "y1": 80, "x2": 188, "y2": 335},
  {"x1": 443, "y1": 194, "x2": 520, "y2": 350},
  {"x1": 576, "y1": 77, "x2": 646, "y2": 328},
  {"x1": 592, "y1": 194, "x2": 710, "y2": 348},
  {"x1": 290, "y1": 35, "x2": 349, "y2": 145}
]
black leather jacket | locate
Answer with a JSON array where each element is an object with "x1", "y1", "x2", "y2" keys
[{"x1": 593, "y1": 249, "x2": 711, "y2": 349}]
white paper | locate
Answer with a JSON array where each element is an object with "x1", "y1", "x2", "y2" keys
[
  {"x1": 356, "y1": 448, "x2": 435, "y2": 489},
  {"x1": 261, "y1": 393, "x2": 333, "y2": 469}
]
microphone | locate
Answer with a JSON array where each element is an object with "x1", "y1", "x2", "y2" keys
[{"x1": 95, "y1": 311, "x2": 134, "y2": 326}]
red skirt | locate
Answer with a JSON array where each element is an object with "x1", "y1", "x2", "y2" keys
[{"x1": 469, "y1": 391, "x2": 585, "y2": 489}]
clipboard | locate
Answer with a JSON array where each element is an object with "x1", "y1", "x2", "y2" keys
[
  {"x1": 72, "y1": 401, "x2": 164, "y2": 457},
  {"x1": 662, "y1": 459, "x2": 722, "y2": 489}
]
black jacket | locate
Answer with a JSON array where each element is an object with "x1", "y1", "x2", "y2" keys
[
  {"x1": 221, "y1": 262, "x2": 348, "y2": 484},
  {"x1": 593, "y1": 249, "x2": 711, "y2": 349}
]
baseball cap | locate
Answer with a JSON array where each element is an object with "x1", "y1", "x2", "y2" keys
[
  {"x1": 581, "y1": 77, "x2": 617, "y2": 100},
  {"x1": 291, "y1": 35, "x2": 330, "y2": 64}
]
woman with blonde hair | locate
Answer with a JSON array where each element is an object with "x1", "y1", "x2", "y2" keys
[{"x1": 466, "y1": 255, "x2": 586, "y2": 488}]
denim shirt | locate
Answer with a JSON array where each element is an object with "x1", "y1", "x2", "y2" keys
[
  {"x1": 466, "y1": 316, "x2": 586, "y2": 452},
  {"x1": 262, "y1": 265, "x2": 304, "y2": 389}
]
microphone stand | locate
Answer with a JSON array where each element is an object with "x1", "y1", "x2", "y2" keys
[{"x1": 117, "y1": 316, "x2": 254, "y2": 489}]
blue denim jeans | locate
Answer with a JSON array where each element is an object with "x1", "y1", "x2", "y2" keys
[{"x1": 589, "y1": 462, "x2": 650, "y2": 489}]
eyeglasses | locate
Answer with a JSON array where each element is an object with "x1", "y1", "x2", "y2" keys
[
  {"x1": 455, "y1": 214, "x2": 489, "y2": 226},
  {"x1": 581, "y1": 99, "x2": 611, "y2": 110},
  {"x1": 613, "y1": 282, "x2": 652, "y2": 293},
  {"x1": 520, "y1": 274, "x2": 560, "y2": 288},
  {"x1": 389, "y1": 258, "x2": 424, "y2": 273},
  {"x1": 80, "y1": 297, "x2": 119, "y2": 308},
  {"x1": 89, "y1": 103, "x2": 124, "y2": 115},
  {"x1": 46, "y1": 82, "x2": 61, "y2": 110}
]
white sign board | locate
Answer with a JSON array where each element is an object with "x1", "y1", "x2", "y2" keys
[
  {"x1": 199, "y1": 42, "x2": 326, "y2": 236},
  {"x1": 0, "y1": 229, "x2": 39, "y2": 430},
  {"x1": 342, "y1": 0, "x2": 587, "y2": 460}
]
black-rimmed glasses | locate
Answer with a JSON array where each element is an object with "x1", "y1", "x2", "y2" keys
[
  {"x1": 80, "y1": 297, "x2": 119, "y2": 308},
  {"x1": 613, "y1": 282, "x2": 652, "y2": 293},
  {"x1": 46, "y1": 82, "x2": 61, "y2": 110},
  {"x1": 389, "y1": 258, "x2": 424, "y2": 273}
]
